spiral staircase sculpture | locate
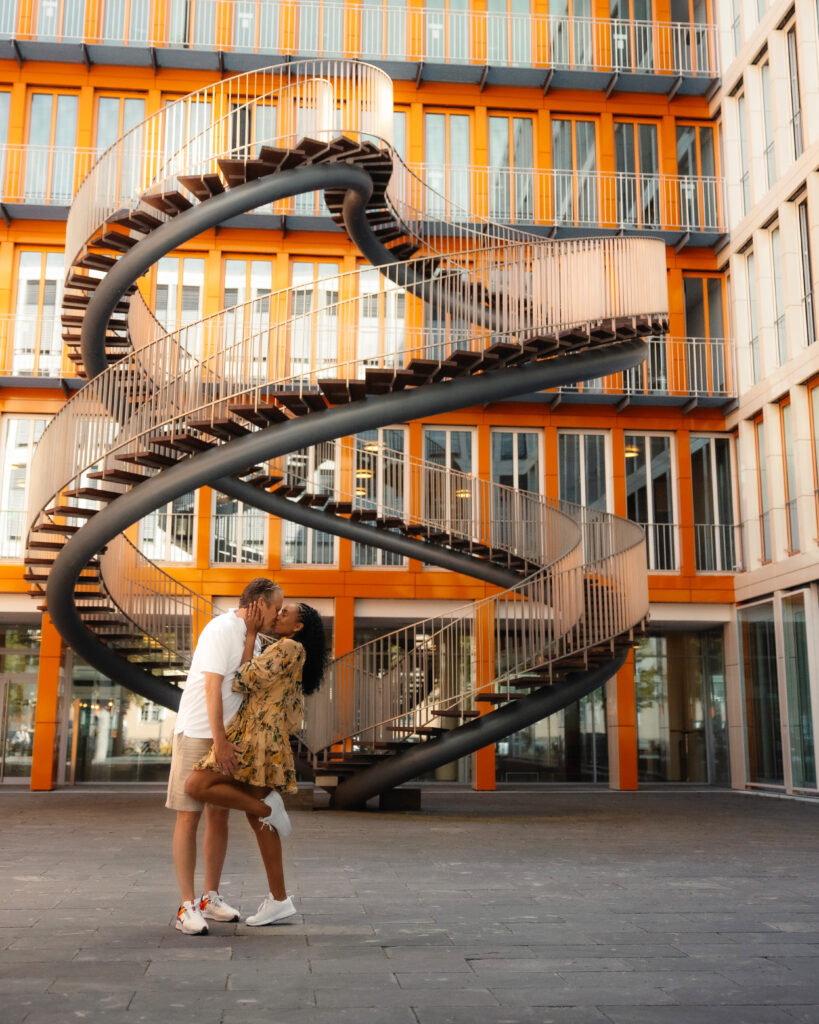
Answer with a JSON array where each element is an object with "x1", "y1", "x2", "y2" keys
[{"x1": 25, "y1": 61, "x2": 667, "y2": 807}]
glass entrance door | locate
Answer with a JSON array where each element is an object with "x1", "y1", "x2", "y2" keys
[{"x1": 0, "y1": 677, "x2": 38, "y2": 782}]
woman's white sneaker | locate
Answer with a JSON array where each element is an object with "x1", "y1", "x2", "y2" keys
[
  {"x1": 259, "y1": 790, "x2": 292, "y2": 838},
  {"x1": 246, "y1": 894, "x2": 297, "y2": 927},
  {"x1": 199, "y1": 891, "x2": 241, "y2": 922},
  {"x1": 175, "y1": 899, "x2": 209, "y2": 935}
]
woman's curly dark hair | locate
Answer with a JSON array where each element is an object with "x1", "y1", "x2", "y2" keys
[{"x1": 296, "y1": 603, "x2": 329, "y2": 695}]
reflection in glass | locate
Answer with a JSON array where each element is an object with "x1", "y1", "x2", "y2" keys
[
  {"x1": 636, "y1": 631, "x2": 729, "y2": 784},
  {"x1": 782, "y1": 594, "x2": 815, "y2": 788},
  {"x1": 740, "y1": 602, "x2": 783, "y2": 785}
]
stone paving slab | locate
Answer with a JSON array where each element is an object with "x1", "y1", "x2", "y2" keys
[{"x1": 2, "y1": 786, "x2": 819, "y2": 1023}]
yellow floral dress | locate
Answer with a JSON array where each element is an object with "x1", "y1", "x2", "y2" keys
[{"x1": 195, "y1": 636, "x2": 306, "y2": 793}]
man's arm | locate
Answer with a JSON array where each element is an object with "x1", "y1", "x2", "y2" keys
[{"x1": 204, "y1": 673, "x2": 238, "y2": 776}]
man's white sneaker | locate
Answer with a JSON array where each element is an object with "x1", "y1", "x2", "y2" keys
[
  {"x1": 245, "y1": 894, "x2": 297, "y2": 927},
  {"x1": 199, "y1": 891, "x2": 241, "y2": 922},
  {"x1": 258, "y1": 789, "x2": 292, "y2": 838},
  {"x1": 175, "y1": 899, "x2": 208, "y2": 935}
]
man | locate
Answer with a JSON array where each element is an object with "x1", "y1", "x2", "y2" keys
[{"x1": 165, "y1": 577, "x2": 283, "y2": 935}]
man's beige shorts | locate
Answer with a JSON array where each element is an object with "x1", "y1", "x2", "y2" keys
[{"x1": 165, "y1": 733, "x2": 214, "y2": 812}]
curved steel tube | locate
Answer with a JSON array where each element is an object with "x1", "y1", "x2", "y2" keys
[{"x1": 331, "y1": 650, "x2": 629, "y2": 808}]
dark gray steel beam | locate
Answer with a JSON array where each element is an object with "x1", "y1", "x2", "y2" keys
[
  {"x1": 214, "y1": 478, "x2": 523, "y2": 589},
  {"x1": 331, "y1": 650, "x2": 628, "y2": 809}
]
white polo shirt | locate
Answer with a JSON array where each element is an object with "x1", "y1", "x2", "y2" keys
[{"x1": 174, "y1": 610, "x2": 259, "y2": 739}]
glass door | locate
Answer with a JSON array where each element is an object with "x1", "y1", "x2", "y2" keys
[{"x1": 0, "y1": 677, "x2": 38, "y2": 782}]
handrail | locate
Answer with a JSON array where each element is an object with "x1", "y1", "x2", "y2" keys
[
  {"x1": 65, "y1": 59, "x2": 395, "y2": 270},
  {"x1": 403, "y1": 164, "x2": 726, "y2": 234},
  {"x1": 303, "y1": 510, "x2": 647, "y2": 752},
  {"x1": 4, "y1": 1, "x2": 719, "y2": 78}
]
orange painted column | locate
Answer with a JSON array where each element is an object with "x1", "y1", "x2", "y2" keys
[
  {"x1": 607, "y1": 651, "x2": 638, "y2": 790},
  {"x1": 472, "y1": 601, "x2": 496, "y2": 790},
  {"x1": 30, "y1": 615, "x2": 64, "y2": 791}
]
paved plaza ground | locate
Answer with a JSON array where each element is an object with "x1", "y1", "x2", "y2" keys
[{"x1": 2, "y1": 785, "x2": 819, "y2": 1024}]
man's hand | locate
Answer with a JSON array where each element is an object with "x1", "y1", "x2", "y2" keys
[{"x1": 213, "y1": 737, "x2": 239, "y2": 776}]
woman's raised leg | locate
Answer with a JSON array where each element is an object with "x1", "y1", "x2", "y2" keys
[{"x1": 185, "y1": 769, "x2": 269, "y2": 817}]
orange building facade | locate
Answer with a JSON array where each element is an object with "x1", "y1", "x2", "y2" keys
[{"x1": 0, "y1": 0, "x2": 740, "y2": 793}]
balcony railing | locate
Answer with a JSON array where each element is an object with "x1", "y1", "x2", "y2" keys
[
  {"x1": 0, "y1": 146, "x2": 96, "y2": 208},
  {"x1": 634, "y1": 521, "x2": 677, "y2": 571},
  {"x1": 3, "y1": 1, "x2": 718, "y2": 78},
  {"x1": 0, "y1": 509, "x2": 26, "y2": 560},
  {"x1": 211, "y1": 511, "x2": 266, "y2": 565},
  {"x1": 1, "y1": 145, "x2": 725, "y2": 238},
  {"x1": 138, "y1": 511, "x2": 195, "y2": 563},
  {"x1": 694, "y1": 522, "x2": 742, "y2": 572},
  {"x1": 410, "y1": 165, "x2": 725, "y2": 235},
  {"x1": 558, "y1": 336, "x2": 735, "y2": 402},
  {"x1": 0, "y1": 315, "x2": 75, "y2": 379}
]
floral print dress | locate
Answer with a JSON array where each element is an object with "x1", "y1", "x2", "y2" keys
[{"x1": 195, "y1": 636, "x2": 306, "y2": 793}]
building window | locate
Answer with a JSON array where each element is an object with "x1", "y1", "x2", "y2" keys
[
  {"x1": 488, "y1": 113, "x2": 535, "y2": 222},
  {"x1": 0, "y1": 92, "x2": 10, "y2": 197},
  {"x1": 613, "y1": 120, "x2": 660, "y2": 229},
  {"x1": 211, "y1": 492, "x2": 266, "y2": 566},
  {"x1": 353, "y1": 428, "x2": 406, "y2": 566},
  {"x1": 358, "y1": 267, "x2": 406, "y2": 369},
  {"x1": 558, "y1": 432, "x2": 608, "y2": 511},
  {"x1": 491, "y1": 429, "x2": 542, "y2": 554},
  {"x1": 737, "y1": 91, "x2": 750, "y2": 217},
  {"x1": 611, "y1": 0, "x2": 653, "y2": 71},
  {"x1": 424, "y1": 111, "x2": 470, "y2": 219},
  {"x1": 730, "y1": 0, "x2": 742, "y2": 54},
  {"x1": 782, "y1": 592, "x2": 816, "y2": 789},
  {"x1": 770, "y1": 226, "x2": 787, "y2": 365},
  {"x1": 549, "y1": 0, "x2": 594, "y2": 70},
  {"x1": 25, "y1": 91, "x2": 79, "y2": 204},
  {"x1": 487, "y1": 0, "x2": 531, "y2": 66},
  {"x1": 289, "y1": 261, "x2": 340, "y2": 378},
  {"x1": 162, "y1": 0, "x2": 216, "y2": 48},
  {"x1": 754, "y1": 417, "x2": 771, "y2": 562},
  {"x1": 423, "y1": 427, "x2": 475, "y2": 536},
  {"x1": 393, "y1": 109, "x2": 407, "y2": 161},
  {"x1": 739, "y1": 601, "x2": 783, "y2": 785},
  {"x1": 0, "y1": 417, "x2": 48, "y2": 559},
  {"x1": 222, "y1": 257, "x2": 273, "y2": 367},
  {"x1": 811, "y1": 384, "x2": 819, "y2": 532},
  {"x1": 780, "y1": 401, "x2": 799, "y2": 554},
  {"x1": 624, "y1": 434, "x2": 676, "y2": 570},
  {"x1": 676, "y1": 123, "x2": 717, "y2": 231},
  {"x1": 760, "y1": 62, "x2": 775, "y2": 190},
  {"x1": 95, "y1": 95, "x2": 146, "y2": 201},
  {"x1": 281, "y1": 443, "x2": 336, "y2": 566},
  {"x1": 786, "y1": 26, "x2": 803, "y2": 159},
  {"x1": 746, "y1": 250, "x2": 760, "y2": 384},
  {"x1": 162, "y1": 95, "x2": 213, "y2": 178},
  {"x1": 13, "y1": 251, "x2": 64, "y2": 377},
  {"x1": 361, "y1": 0, "x2": 407, "y2": 61},
  {"x1": 155, "y1": 256, "x2": 205, "y2": 346},
  {"x1": 798, "y1": 200, "x2": 816, "y2": 346},
  {"x1": 690, "y1": 436, "x2": 736, "y2": 571},
  {"x1": 683, "y1": 275, "x2": 726, "y2": 394},
  {"x1": 426, "y1": 0, "x2": 470, "y2": 62},
  {"x1": 139, "y1": 493, "x2": 195, "y2": 563},
  {"x1": 230, "y1": 0, "x2": 280, "y2": 53},
  {"x1": 552, "y1": 116, "x2": 597, "y2": 225}
]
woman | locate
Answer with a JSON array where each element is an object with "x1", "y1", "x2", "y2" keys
[{"x1": 185, "y1": 601, "x2": 327, "y2": 927}]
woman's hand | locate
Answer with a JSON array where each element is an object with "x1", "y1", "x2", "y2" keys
[{"x1": 245, "y1": 598, "x2": 265, "y2": 637}]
